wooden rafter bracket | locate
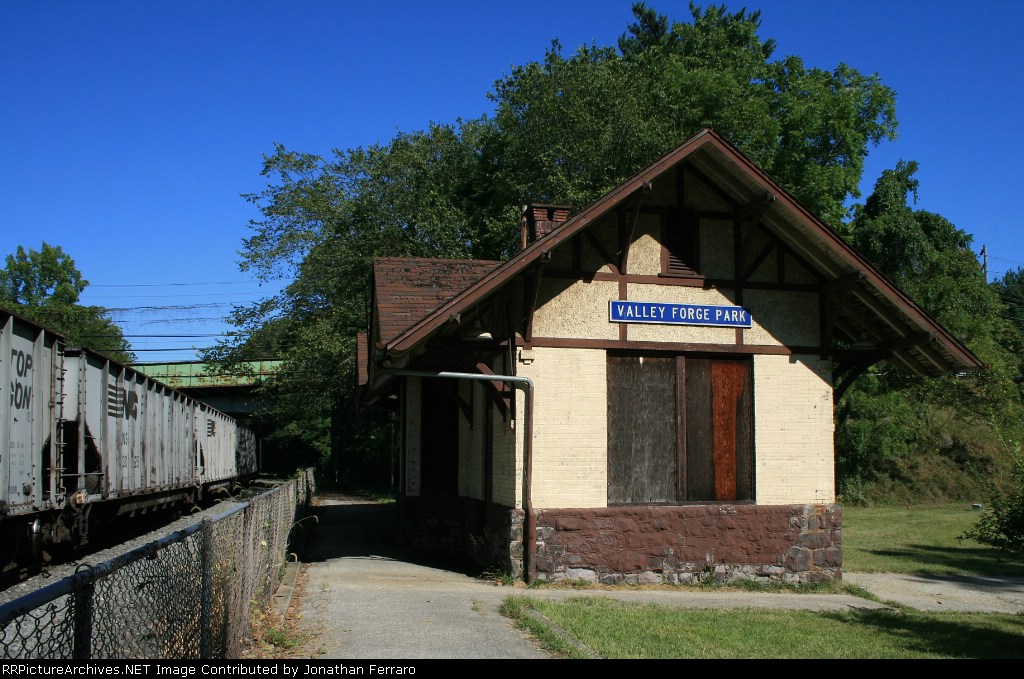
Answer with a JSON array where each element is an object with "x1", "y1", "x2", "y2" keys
[
  {"x1": 431, "y1": 346, "x2": 513, "y2": 419},
  {"x1": 827, "y1": 270, "x2": 868, "y2": 295},
  {"x1": 832, "y1": 347, "x2": 893, "y2": 400},
  {"x1": 881, "y1": 332, "x2": 936, "y2": 352},
  {"x1": 850, "y1": 289, "x2": 949, "y2": 373},
  {"x1": 822, "y1": 271, "x2": 868, "y2": 353},
  {"x1": 833, "y1": 361, "x2": 874, "y2": 401}
]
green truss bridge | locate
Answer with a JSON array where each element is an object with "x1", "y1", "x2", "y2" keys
[{"x1": 131, "y1": 359, "x2": 282, "y2": 417}]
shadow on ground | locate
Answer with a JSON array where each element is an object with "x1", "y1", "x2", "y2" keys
[
  {"x1": 293, "y1": 495, "x2": 485, "y2": 578},
  {"x1": 861, "y1": 545, "x2": 1024, "y2": 578}
]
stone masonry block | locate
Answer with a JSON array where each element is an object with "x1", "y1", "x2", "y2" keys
[
  {"x1": 798, "y1": 531, "x2": 828, "y2": 549},
  {"x1": 784, "y1": 546, "x2": 812, "y2": 572}
]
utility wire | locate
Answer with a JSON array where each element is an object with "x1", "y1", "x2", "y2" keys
[
  {"x1": 86, "y1": 292, "x2": 273, "y2": 300},
  {"x1": 88, "y1": 279, "x2": 288, "y2": 287}
]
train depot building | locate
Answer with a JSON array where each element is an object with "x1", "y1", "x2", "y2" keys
[{"x1": 358, "y1": 128, "x2": 982, "y2": 584}]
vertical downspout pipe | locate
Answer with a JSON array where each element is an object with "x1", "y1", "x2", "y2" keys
[{"x1": 384, "y1": 369, "x2": 537, "y2": 583}]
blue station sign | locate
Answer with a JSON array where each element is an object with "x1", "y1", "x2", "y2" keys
[{"x1": 609, "y1": 300, "x2": 752, "y2": 328}]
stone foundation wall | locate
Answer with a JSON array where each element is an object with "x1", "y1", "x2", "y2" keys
[
  {"x1": 533, "y1": 504, "x2": 842, "y2": 584},
  {"x1": 398, "y1": 496, "x2": 526, "y2": 575},
  {"x1": 398, "y1": 498, "x2": 838, "y2": 584},
  {"x1": 465, "y1": 500, "x2": 525, "y2": 576}
]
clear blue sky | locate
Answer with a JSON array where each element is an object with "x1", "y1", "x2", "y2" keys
[{"x1": 2, "y1": 1, "x2": 1021, "y2": 363}]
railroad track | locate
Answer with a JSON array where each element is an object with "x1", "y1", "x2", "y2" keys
[{"x1": 0, "y1": 491, "x2": 261, "y2": 603}]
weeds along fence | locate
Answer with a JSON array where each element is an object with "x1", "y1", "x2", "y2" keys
[{"x1": 0, "y1": 469, "x2": 315, "y2": 660}]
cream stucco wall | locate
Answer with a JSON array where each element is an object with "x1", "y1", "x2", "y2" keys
[
  {"x1": 533, "y1": 279, "x2": 619, "y2": 340},
  {"x1": 743, "y1": 290, "x2": 819, "y2": 347},
  {"x1": 458, "y1": 381, "x2": 485, "y2": 500},
  {"x1": 753, "y1": 354, "x2": 836, "y2": 504},
  {"x1": 701, "y1": 218, "x2": 734, "y2": 278},
  {"x1": 534, "y1": 280, "x2": 818, "y2": 349},
  {"x1": 516, "y1": 347, "x2": 608, "y2": 509},
  {"x1": 624, "y1": 215, "x2": 662, "y2": 275}
]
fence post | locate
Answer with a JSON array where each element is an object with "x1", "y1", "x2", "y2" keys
[
  {"x1": 72, "y1": 565, "x2": 95, "y2": 660},
  {"x1": 200, "y1": 517, "x2": 213, "y2": 659}
]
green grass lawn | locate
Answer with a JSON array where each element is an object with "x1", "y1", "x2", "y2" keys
[
  {"x1": 501, "y1": 595, "x2": 1024, "y2": 659},
  {"x1": 842, "y1": 502, "x2": 1024, "y2": 576},
  {"x1": 499, "y1": 502, "x2": 1024, "y2": 659}
]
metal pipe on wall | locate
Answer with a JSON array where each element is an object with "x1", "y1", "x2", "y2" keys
[{"x1": 384, "y1": 368, "x2": 537, "y2": 583}]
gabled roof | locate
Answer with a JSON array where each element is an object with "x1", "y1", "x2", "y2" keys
[
  {"x1": 374, "y1": 128, "x2": 983, "y2": 378},
  {"x1": 373, "y1": 257, "x2": 502, "y2": 347}
]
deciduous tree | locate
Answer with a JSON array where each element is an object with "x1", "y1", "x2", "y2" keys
[
  {"x1": 489, "y1": 2, "x2": 897, "y2": 227},
  {"x1": 219, "y1": 4, "x2": 1018, "y2": 498},
  {"x1": 0, "y1": 242, "x2": 134, "y2": 363}
]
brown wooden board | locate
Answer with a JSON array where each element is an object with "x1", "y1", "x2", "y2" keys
[
  {"x1": 712, "y1": 361, "x2": 743, "y2": 500},
  {"x1": 684, "y1": 359, "x2": 715, "y2": 500},
  {"x1": 608, "y1": 353, "x2": 753, "y2": 504},
  {"x1": 607, "y1": 355, "x2": 677, "y2": 503},
  {"x1": 734, "y1": 359, "x2": 754, "y2": 501}
]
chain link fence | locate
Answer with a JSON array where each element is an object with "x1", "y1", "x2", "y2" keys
[{"x1": 0, "y1": 469, "x2": 315, "y2": 660}]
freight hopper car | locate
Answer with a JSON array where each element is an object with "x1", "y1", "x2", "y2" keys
[{"x1": 1, "y1": 308, "x2": 258, "y2": 570}]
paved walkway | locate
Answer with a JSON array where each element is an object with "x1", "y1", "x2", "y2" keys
[{"x1": 273, "y1": 495, "x2": 1024, "y2": 660}]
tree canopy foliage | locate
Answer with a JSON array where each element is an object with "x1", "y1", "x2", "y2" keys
[
  {"x1": 213, "y1": 3, "x2": 1022, "y2": 498},
  {"x1": 490, "y1": 3, "x2": 896, "y2": 227},
  {"x1": 0, "y1": 242, "x2": 134, "y2": 363},
  {"x1": 996, "y1": 267, "x2": 1024, "y2": 336},
  {"x1": 834, "y1": 163, "x2": 1023, "y2": 502}
]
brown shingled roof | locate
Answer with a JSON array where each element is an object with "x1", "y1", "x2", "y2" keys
[{"x1": 373, "y1": 257, "x2": 502, "y2": 347}]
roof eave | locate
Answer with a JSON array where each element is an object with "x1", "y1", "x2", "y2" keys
[{"x1": 380, "y1": 128, "x2": 983, "y2": 374}]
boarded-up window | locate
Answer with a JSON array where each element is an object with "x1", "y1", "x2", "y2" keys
[
  {"x1": 607, "y1": 353, "x2": 752, "y2": 504},
  {"x1": 684, "y1": 358, "x2": 753, "y2": 502},
  {"x1": 608, "y1": 355, "x2": 678, "y2": 503}
]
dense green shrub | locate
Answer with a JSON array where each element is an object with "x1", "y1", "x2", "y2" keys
[
  {"x1": 959, "y1": 447, "x2": 1024, "y2": 557},
  {"x1": 835, "y1": 374, "x2": 921, "y2": 488}
]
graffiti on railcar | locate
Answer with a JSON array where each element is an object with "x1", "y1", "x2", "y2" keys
[
  {"x1": 106, "y1": 383, "x2": 139, "y2": 419},
  {"x1": 10, "y1": 349, "x2": 33, "y2": 410}
]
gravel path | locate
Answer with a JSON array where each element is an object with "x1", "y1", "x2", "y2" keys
[{"x1": 843, "y1": 571, "x2": 1024, "y2": 614}]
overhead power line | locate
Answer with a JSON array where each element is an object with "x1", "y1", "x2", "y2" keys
[
  {"x1": 102, "y1": 303, "x2": 236, "y2": 313},
  {"x1": 89, "y1": 279, "x2": 288, "y2": 288},
  {"x1": 86, "y1": 292, "x2": 274, "y2": 300},
  {"x1": 79, "y1": 333, "x2": 232, "y2": 339}
]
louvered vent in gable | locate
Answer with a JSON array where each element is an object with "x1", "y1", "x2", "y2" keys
[{"x1": 662, "y1": 208, "x2": 701, "y2": 277}]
